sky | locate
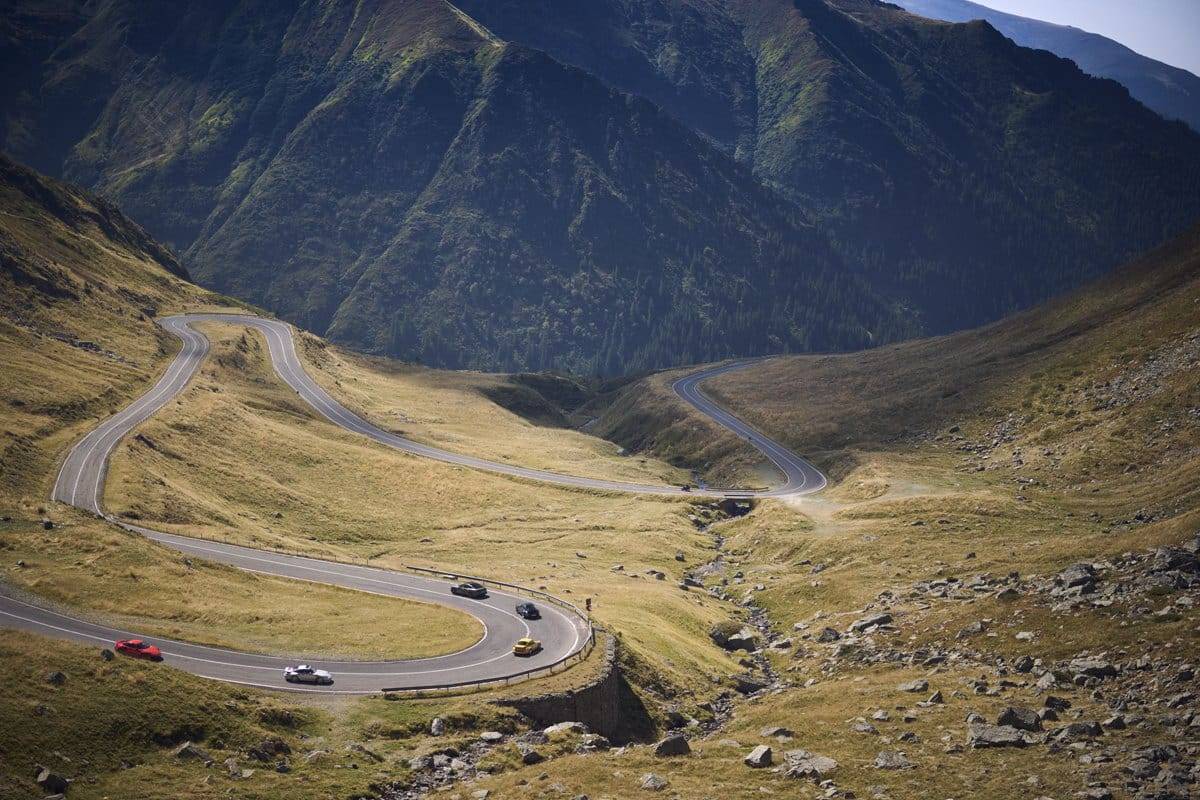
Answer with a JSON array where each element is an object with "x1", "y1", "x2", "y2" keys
[{"x1": 976, "y1": 0, "x2": 1200, "y2": 76}]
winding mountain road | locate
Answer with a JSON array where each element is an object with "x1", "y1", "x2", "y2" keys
[{"x1": 1, "y1": 314, "x2": 824, "y2": 693}]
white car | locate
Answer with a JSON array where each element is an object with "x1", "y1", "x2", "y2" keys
[{"x1": 283, "y1": 664, "x2": 333, "y2": 685}]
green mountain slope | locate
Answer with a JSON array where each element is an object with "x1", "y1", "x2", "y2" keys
[
  {"x1": 454, "y1": 0, "x2": 1200, "y2": 332},
  {"x1": 895, "y1": 0, "x2": 1200, "y2": 132},
  {"x1": 4, "y1": 0, "x2": 1200, "y2": 371},
  {"x1": 0, "y1": 0, "x2": 912, "y2": 373}
]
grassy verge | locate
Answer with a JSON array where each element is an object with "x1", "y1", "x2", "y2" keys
[
  {"x1": 102, "y1": 323, "x2": 751, "y2": 694},
  {"x1": 0, "y1": 628, "x2": 550, "y2": 800},
  {"x1": 0, "y1": 511, "x2": 481, "y2": 660},
  {"x1": 295, "y1": 330, "x2": 689, "y2": 486}
]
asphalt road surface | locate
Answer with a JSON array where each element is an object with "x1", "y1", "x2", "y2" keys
[{"x1": 2, "y1": 313, "x2": 824, "y2": 693}]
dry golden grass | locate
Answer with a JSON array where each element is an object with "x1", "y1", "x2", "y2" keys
[
  {"x1": 0, "y1": 627, "x2": 543, "y2": 800},
  {"x1": 296, "y1": 332, "x2": 689, "y2": 486},
  {"x1": 102, "y1": 323, "x2": 752, "y2": 693},
  {"x1": 0, "y1": 512, "x2": 480, "y2": 660},
  {"x1": 0, "y1": 168, "x2": 479, "y2": 662}
]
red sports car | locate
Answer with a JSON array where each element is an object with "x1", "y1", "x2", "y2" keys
[{"x1": 115, "y1": 639, "x2": 163, "y2": 661}]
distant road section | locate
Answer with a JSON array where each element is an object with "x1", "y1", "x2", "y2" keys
[
  {"x1": 2, "y1": 313, "x2": 823, "y2": 693},
  {"x1": 54, "y1": 314, "x2": 826, "y2": 504}
]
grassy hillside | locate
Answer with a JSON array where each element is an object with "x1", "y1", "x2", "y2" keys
[
  {"x1": 0, "y1": 154, "x2": 483, "y2": 659},
  {"x1": 705, "y1": 222, "x2": 1200, "y2": 506},
  {"x1": 465, "y1": 190, "x2": 1200, "y2": 800}
]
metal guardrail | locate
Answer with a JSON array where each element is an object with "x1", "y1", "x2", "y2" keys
[{"x1": 385, "y1": 564, "x2": 599, "y2": 696}]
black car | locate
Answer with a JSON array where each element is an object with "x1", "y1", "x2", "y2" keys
[
  {"x1": 515, "y1": 602, "x2": 540, "y2": 620},
  {"x1": 451, "y1": 581, "x2": 488, "y2": 599}
]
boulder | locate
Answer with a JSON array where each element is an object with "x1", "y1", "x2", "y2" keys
[
  {"x1": 171, "y1": 741, "x2": 213, "y2": 764},
  {"x1": 1056, "y1": 563, "x2": 1097, "y2": 590},
  {"x1": 874, "y1": 751, "x2": 914, "y2": 770},
  {"x1": 724, "y1": 627, "x2": 761, "y2": 652},
  {"x1": 1049, "y1": 721, "x2": 1102, "y2": 742},
  {"x1": 897, "y1": 679, "x2": 929, "y2": 693},
  {"x1": 996, "y1": 706, "x2": 1042, "y2": 732},
  {"x1": 967, "y1": 722, "x2": 1034, "y2": 748},
  {"x1": 815, "y1": 627, "x2": 841, "y2": 643},
  {"x1": 848, "y1": 613, "x2": 893, "y2": 634},
  {"x1": 430, "y1": 717, "x2": 446, "y2": 736},
  {"x1": 479, "y1": 731, "x2": 504, "y2": 744},
  {"x1": 744, "y1": 745, "x2": 772, "y2": 768},
  {"x1": 1149, "y1": 547, "x2": 1197, "y2": 573},
  {"x1": 545, "y1": 721, "x2": 588, "y2": 735},
  {"x1": 653, "y1": 734, "x2": 690, "y2": 757},
  {"x1": 639, "y1": 773, "x2": 668, "y2": 791},
  {"x1": 1069, "y1": 658, "x2": 1118, "y2": 679},
  {"x1": 783, "y1": 749, "x2": 838, "y2": 780},
  {"x1": 35, "y1": 767, "x2": 69, "y2": 794},
  {"x1": 760, "y1": 726, "x2": 794, "y2": 738},
  {"x1": 517, "y1": 743, "x2": 544, "y2": 765}
]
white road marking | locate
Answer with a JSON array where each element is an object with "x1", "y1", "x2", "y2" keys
[{"x1": 24, "y1": 313, "x2": 823, "y2": 692}]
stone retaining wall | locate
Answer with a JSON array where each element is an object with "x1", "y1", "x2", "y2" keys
[{"x1": 494, "y1": 634, "x2": 621, "y2": 737}]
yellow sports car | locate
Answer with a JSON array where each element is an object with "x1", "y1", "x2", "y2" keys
[{"x1": 512, "y1": 637, "x2": 542, "y2": 657}]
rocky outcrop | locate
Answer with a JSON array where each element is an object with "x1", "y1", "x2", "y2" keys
[{"x1": 495, "y1": 634, "x2": 621, "y2": 738}]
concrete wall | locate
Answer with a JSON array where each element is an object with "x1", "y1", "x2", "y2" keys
[{"x1": 495, "y1": 634, "x2": 621, "y2": 737}]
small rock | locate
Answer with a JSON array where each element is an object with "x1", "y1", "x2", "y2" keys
[
  {"x1": 968, "y1": 722, "x2": 1033, "y2": 748},
  {"x1": 874, "y1": 751, "x2": 914, "y2": 770},
  {"x1": 897, "y1": 679, "x2": 928, "y2": 693},
  {"x1": 171, "y1": 741, "x2": 213, "y2": 764},
  {"x1": 45, "y1": 671, "x2": 67, "y2": 686},
  {"x1": 545, "y1": 721, "x2": 588, "y2": 735},
  {"x1": 639, "y1": 772, "x2": 668, "y2": 791},
  {"x1": 517, "y1": 743, "x2": 545, "y2": 765},
  {"x1": 996, "y1": 707, "x2": 1042, "y2": 732},
  {"x1": 653, "y1": 734, "x2": 690, "y2": 757},
  {"x1": 99, "y1": 649, "x2": 114, "y2": 662},
  {"x1": 744, "y1": 745, "x2": 773, "y2": 768},
  {"x1": 815, "y1": 627, "x2": 841, "y2": 643},
  {"x1": 480, "y1": 731, "x2": 504, "y2": 743},
  {"x1": 430, "y1": 717, "x2": 446, "y2": 736},
  {"x1": 849, "y1": 613, "x2": 893, "y2": 634},
  {"x1": 784, "y1": 749, "x2": 838, "y2": 780},
  {"x1": 35, "y1": 767, "x2": 69, "y2": 794}
]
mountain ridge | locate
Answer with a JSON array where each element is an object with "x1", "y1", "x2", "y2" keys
[
  {"x1": 3, "y1": 0, "x2": 1199, "y2": 373},
  {"x1": 893, "y1": 0, "x2": 1200, "y2": 132}
]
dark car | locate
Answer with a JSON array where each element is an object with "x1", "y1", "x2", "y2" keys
[
  {"x1": 516, "y1": 602, "x2": 540, "y2": 620},
  {"x1": 451, "y1": 581, "x2": 488, "y2": 599}
]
